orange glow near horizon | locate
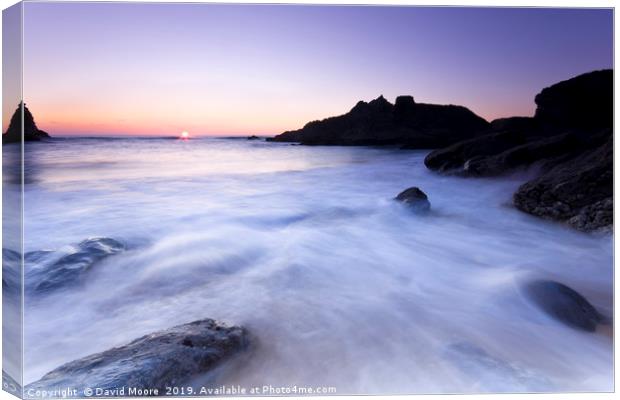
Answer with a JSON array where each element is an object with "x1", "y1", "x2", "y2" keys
[
  {"x1": 11, "y1": 3, "x2": 611, "y2": 137},
  {"x1": 5, "y1": 96, "x2": 531, "y2": 137}
]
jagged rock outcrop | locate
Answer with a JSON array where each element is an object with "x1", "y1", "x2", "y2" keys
[
  {"x1": 2, "y1": 102, "x2": 50, "y2": 144},
  {"x1": 26, "y1": 319, "x2": 248, "y2": 395},
  {"x1": 269, "y1": 95, "x2": 489, "y2": 147},
  {"x1": 424, "y1": 69, "x2": 613, "y2": 232}
]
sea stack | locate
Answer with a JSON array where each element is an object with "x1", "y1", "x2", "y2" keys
[{"x1": 2, "y1": 102, "x2": 50, "y2": 144}]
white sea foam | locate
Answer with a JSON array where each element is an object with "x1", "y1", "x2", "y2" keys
[{"x1": 8, "y1": 137, "x2": 612, "y2": 393}]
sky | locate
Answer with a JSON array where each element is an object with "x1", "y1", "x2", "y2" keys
[{"x1": 5, "y1": 3, "x2": 614, "y2": 136}]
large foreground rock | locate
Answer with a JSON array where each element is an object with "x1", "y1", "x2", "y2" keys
[
  {"x1": 2, "y1": 102, "x2": 50, "y2": 144},
  {"x1": 27, "y1": 319, "x2": 248, "y2": 395},
  {"x1": 524, "y1": 280, "x2": 603, "y2": 331},
  {"x1": 269, "y1": 95, "x2": 489, "y2": 147}
]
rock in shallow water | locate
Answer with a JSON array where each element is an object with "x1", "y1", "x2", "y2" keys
[
  {"x1": 395, "y1": 187, "x2": 431, "y2": 212},
  {"x1": 524, "y1": 280, "x2": 603, "y2": 332},
  {"x1": 27, "y1": 319, "x2": 248, "y2": 395},
  {"x1": 26, "y1": 237, "x2": 125, "y2": 294},
  {"x1": 444, "y1": 342, "x2": 551, "y2": 392}
]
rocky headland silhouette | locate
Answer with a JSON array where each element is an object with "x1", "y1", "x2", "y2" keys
[{"x1": 269, "y1": 95, "x2": 489, "y2": 147}]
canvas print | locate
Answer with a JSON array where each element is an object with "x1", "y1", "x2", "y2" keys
[{"x1": 1, "y1": 2, "x2": 614, "y2": 398}]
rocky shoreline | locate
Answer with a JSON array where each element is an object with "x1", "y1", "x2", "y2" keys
[{"x1": 271, "y1": 69, "x2": 613, "y2": 233}]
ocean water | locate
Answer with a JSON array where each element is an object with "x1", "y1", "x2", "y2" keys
[{"x1": 5, "y1": 137, "x2": 613, "y2": 393}]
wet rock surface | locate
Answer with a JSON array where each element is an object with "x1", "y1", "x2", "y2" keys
[
  {"x1": 513, "y1": 134, "x2": 612, "y2": 232},
  {"x1": 26, "y1": 319, "x2": 248, "y2": 395},
  {"x1": 25, "y1": 238, "x2": 125, "y2": 294},
  {"x1": 394, "y1": 187, "x2": 431, "y2": 212},
  {"x1": 524, "y1": 280, "x2": 603, "y2": 332}
]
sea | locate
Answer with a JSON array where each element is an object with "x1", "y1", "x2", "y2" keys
[{"x1": 2, "y1": 136, "x2": 613, "y2": 393}]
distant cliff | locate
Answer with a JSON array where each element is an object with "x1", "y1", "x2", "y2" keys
[
  {"x1": 269, "y1": 95, "x2": 489, "y2": 147},
  {"x1": 2, "y1": 102, "x2": 50, "y2": 144}
]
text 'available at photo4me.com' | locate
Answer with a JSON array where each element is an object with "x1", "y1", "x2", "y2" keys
[{"x1": 24, "y1": 385, "x2": 338, "y2": 398}]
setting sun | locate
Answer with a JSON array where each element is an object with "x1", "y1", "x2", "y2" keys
[{"x1": 180, "y1": 131, "x2": 189, "y2": 139}]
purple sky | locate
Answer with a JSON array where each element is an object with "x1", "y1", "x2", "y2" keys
[{"x1": 12, "y1": 3, "x2": 614, "y2": 136}]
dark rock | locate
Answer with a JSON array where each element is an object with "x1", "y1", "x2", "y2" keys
[
  {"x1": 424, "y1": 69, "x2": 613, "y2": 232},
  {"x1": 567, "y1": 198, "x2": 613, "y2": 233},
  {"x1": 489, "y1": 116, "x2": 538, "y2": 132},
  {"x1": 395, "y1": 187, "x2": 431, "y2": 212},
  {"x1": 25, "y1": 238, "x2": 125, "y2": 294},
  {"x1": 534, "y1": 69, "x2": 613, "y2": 130},
  {"x1": 524, "y1": 280, "x2": 603, "y2": 331},
  {"x1": 3, "y1": 102, "x2": 51, "y2": 144},
  {"x1": 269, "y1": 95, "x2": 489, "y2": 147},
  {"x1": 513, "y1": 134, "x2": 612, "y2": 232},
  {"x1": 247, "y1": 135, "x2": 260, "y2": 140},
  {"x1": 26, "y1": 319, "x2": 248, "y2": 394},
  {"x1": 457, "y1": 132, "x2": 585, "y2": 177},
  {"x1": 423, "y1": 116, "x2": 585, "y2": 176},
  {"x1": 393, "y1": 95, "x2": 416, "y2": 122},
  {"x1": 426, "y1": 70, "x2": 612, "y2": 175},
  {"x1": 425, "y1": 131, "x2": 532, "y2": 174}
]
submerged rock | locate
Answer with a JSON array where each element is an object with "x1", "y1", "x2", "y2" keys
[
  {"x1": 26, "y1": 238, "x2": 125, "y2": 294},
  {"x1": 395, "y1": 187, "x2": 431, "y2": 212},
  {"x1": 444, "y1": 342, "x2": 551, "y2": 392},
  {"x1": 2, "y1": 102, "x2": 51, "y2": 144},
  {"x1": 27, "y1": 319, "x2": 248, "y2": 395},
  {"x1": 269, "y1": 95, "x2": 489, "y2": 147},
  {"x1": 524, "y1": 280, "x2": 603, "y2": 332}
]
